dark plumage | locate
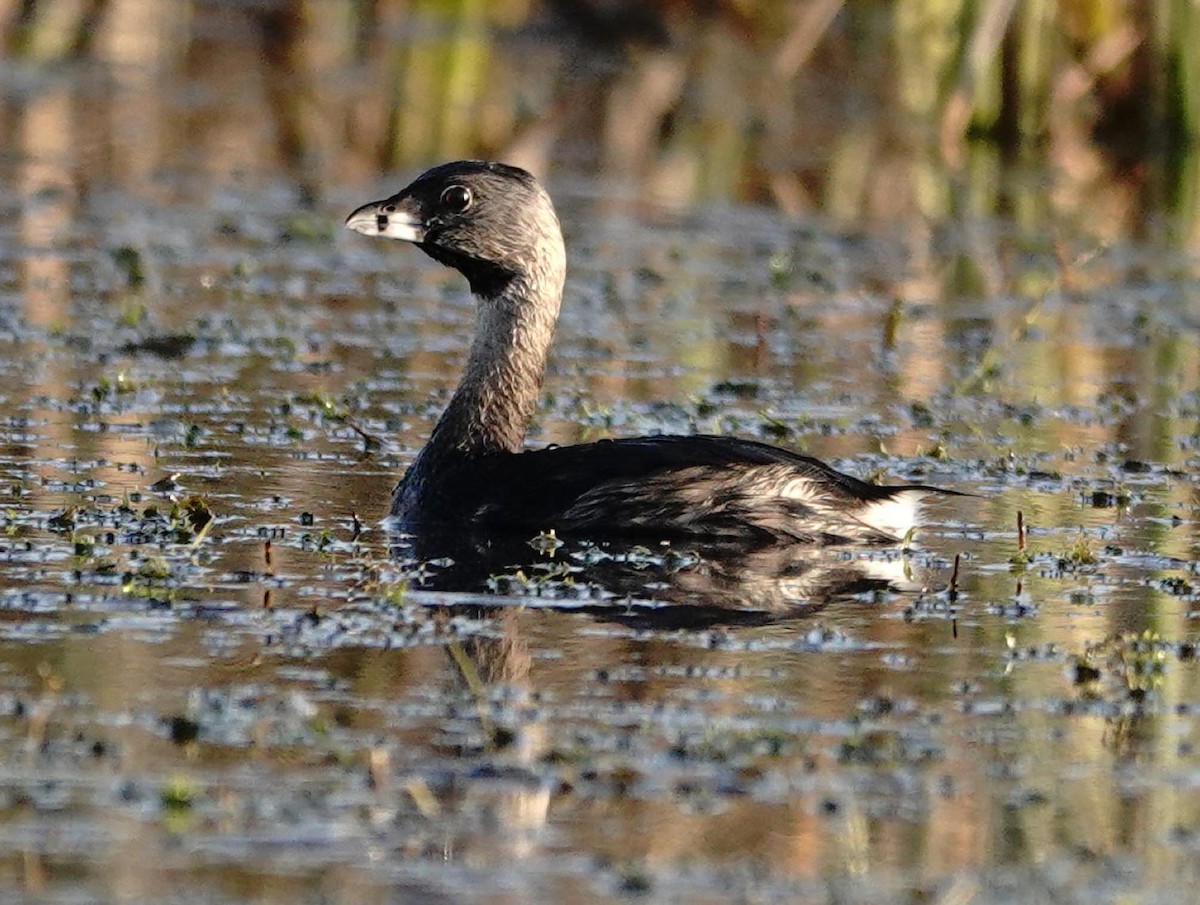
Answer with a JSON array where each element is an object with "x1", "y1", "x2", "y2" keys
[{"x1": 346, "y1": 160, "x2": 959, "y2": 544}]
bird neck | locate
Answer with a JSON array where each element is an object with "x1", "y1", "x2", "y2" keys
[{"x1": 424, "y1": 271, "x2": 563, "y2": 460}]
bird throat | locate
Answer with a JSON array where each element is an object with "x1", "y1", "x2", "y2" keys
[
  {"x1": 417, "y1": 242, "x2": 518, "y2": 299},
  {"x1": 423, "y1": 278, "x2": 559, "y2": 461}
]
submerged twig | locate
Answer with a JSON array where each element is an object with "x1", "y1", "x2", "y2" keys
[{"x1": 953, "y1": 241, "x2": 1107, "y2": 395}]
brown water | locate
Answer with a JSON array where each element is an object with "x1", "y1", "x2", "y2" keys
[{"x1": 3, "y1": 3, "x2": 1200, "y2": 904}]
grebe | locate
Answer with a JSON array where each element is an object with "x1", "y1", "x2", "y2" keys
[{"x1": 346, "y1": 161, "x2": 957, "y2": 544}]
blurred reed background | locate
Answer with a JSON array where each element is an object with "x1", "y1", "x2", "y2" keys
[{"x1": 1, "y1": 0, "x2": 1197, "y2": 245}]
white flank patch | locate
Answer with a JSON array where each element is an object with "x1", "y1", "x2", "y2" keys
[{"x1": 857, "y1": 491, "x2": 923, "y2": 540}]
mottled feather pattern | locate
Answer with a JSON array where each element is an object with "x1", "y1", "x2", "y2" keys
[
  {"x1": 558, "y1": 464, "x2": 914, "y2": 542},
  {"x1": 398, "y1": 434, "x2": 951, "y2": 544}
]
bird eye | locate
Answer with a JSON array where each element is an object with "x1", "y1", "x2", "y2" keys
[
  {"x1": 440, "y1": 185, "x2": 472, "y2": 212},
  {"x1": 381, "y1": 203, "x2": 396, "y2": 214}
]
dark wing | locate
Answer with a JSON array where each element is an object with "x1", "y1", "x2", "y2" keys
[
  {"x1": 453, "y1": 435, "x2": 943, "y2": 543},
  {"x1": 499, "y1": 434, "x2": 888, "y2": 497}
]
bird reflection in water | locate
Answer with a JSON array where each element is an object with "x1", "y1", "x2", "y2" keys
[{"x1": 390, "y1": 526, "x2": 949, "y2": 630}]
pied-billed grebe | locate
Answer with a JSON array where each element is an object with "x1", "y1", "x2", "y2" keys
[{"x1": 346, "y1": 160, "x2": 959, "y2": 544}]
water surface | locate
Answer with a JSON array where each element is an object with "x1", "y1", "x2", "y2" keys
[{"x1": 2, "y1": 4, "x2": 1200, "y2": 904}]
